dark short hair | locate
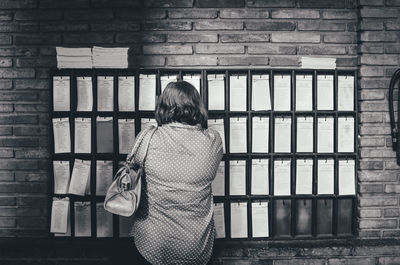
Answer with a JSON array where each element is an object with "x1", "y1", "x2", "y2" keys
[{"x1": 155, "y1": 81, "x2": 208, "y2": 128}]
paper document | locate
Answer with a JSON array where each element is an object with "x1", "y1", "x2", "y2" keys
[
  {"x1": 118, "y1": 119, "x2": 135, "y2": 154},
  {"x1": 52, "y1": 118, "x2": 71, "y2": 153},
  {"x1": 296, "y1": 159, "x2": 313, "y2": 194},
  {"x1": 229, "y1": 75, "x2": 247, "y2": 111},
  {"x1": 68, "y1": 159, "x2": 91, "y2": 196},
  {"x1": 318, "y1": 159, "x2": 334, "y2": 194},
  {"x1": 251, "y1": 159, "x2": 269, "y2": 195},
  {"x1": 50, "y1": 197, "x2": 70, "y2": 233},
  {"x1": 274, "y1": 75, "x2": 291, "y2": 111},
  {"x1": 213, "y1": 203, "x2": 226, "y2": 238},
  {"x1": 53, "y1": 76, "x2": 70, "y2": 111},
  {"x1": 96, "y1": 203, "x2": 113, "y2": 237},
  {"x1": 317, "y1": 75, "x2": 334, "y2": 110},
  {"x1": 97, "y1": 76, "x2": 114, "y2": 111},
  {"x1": 229, "y1": 160, "x2": 246, "y2": 195},
  {"x1": 252, "y1": 74, "x2": 271, "y2": 111},
  {"x1": 161, "y1": 75, "x2": 178, "y2": 92},
  {"x1": 295, "y1": 75, "x2": 313, "y2": 111},
  {"x1": 96, "y1": 117, "x2": 113, "y2": 153},
  {"x1": 76, "y1": 77, "x2": 93, "y2": 111},
  {"x1": 338, "y1": 76, "x2": 354, "y2": 111},
  {"x1": 230, "y1": 202, "x2": 248, "y2": 238},
  {"x1": 207, "y1": 74, "x2": 225, "y2": 110},
  {"x1": 118, "y1": 76, "x2": 135, "y2": 111},
  {"x1": 296, "y1": 116, "x2": 313, "y2": 152},
  {"x1": 274, "y1": 117, "x2": 291, "y2": 153},
  {"x1": 339, "y1": 159, "x2": 355, "y2": 195},
  {"x1": 56, "y1": 47, "x2": 92, "y2": 69},
  {"x1": 252, "y1": 116, "x2": 269, "y2": 153},
  {"x1": 274, "y1": 160, "x2": 291, "y2": 195},
  {"x1": 208, "y1": 119, "x2": 225, "y2": 153},
  {"x1": 53, "y1": 161, "x2": 70, "y2": 194},
  {"x1": 54, "y1": 203, "x2": 71, "y2": 237},
  {"x1": 92, "y1": 46, "x2": 129, "y2": 68},
  {"x1": 96, "y1": 160, "x2": 113, "y2": 196},
  {"x1": 183, "y1": 74, "x2": 201, "y2": 93},
  {"x1": 74, "y1": 118, "x2": 91, "y2": 153},
  {"x1": 74, "y1": 202, "x2": 91, "y2": 237},
  {"x1": 252, "y1": 202, "x2": 269, "y2": 237},
  {"x1": 229, "y1": 117, "x2": 247, "y2": 153},
  {"x1": 317, "y1": 117, "x2": 334, "y2": 153},
  {"x1": 139, "y1": 74, "x2": 156, "y2": 111},
  {"x1": 338, "y1": 117, "x2": 354, "y2": 152},
  {"x1": 212, "y1": 161, "x2": 225, "y2": 196}
]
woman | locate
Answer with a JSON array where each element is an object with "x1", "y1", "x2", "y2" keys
[{"x1": 130, "y1": 81, "x2": 223, "y2": 264}]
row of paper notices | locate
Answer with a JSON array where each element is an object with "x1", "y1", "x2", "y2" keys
[
  {"x1": 317, "y1": 117, "x2": 334, "y2": 153},
  {"x1": 97, "y1": 76, "x2": 114, "y2": 111},
  {"x1": 96, "y1": 160, "x2": 113, "y2": 196},
  {"x1": 230, "y1": 75, "x2": 247, "y2": 111},
  {"x1": 251, "y1": 159, "x2": 269, "y2": 195},
  {"x1": 297, "y1": 117, "x2": 313, "y2": 152},
  {"x1": 274, "y1": 117, "x2": 291, "y2": 153},
  {"x1": 252, "y1": 75, "x2": 271, "y2": 111},
  {"x1": 208, "y1": 119, "x2": 225, "y2": 153},
  {"x1": 317, "y1": 75, "x2": 334, "y2": 110},
  {"x1": 139, "y1": 74, "x2": 156, "y2": 111},
  {"x1": 75, "y1": 118, "x2": 91, "y2": 153},
  {"x1": 274, "y1": 160, "x2": 291, "y2": 195},
  {"x1": 118, "y1": 119, "x2": 135, "y2": 154},
  {"x1": 230, "y1": 117, "x2": 247, "y2": 153},
  {"x1": 296, "y1": 159, "x2": 313, "y2": 194},
  {"x1": 141, "y1": 118, "x2": 157, "y2": 130},
  {"x1": 296, "y1": 75, "x2": 312, "y2": 111},
  {"x1": 212, "y1": 162, "x2": 225, "y2": 196},
  {"x1": 318, "y1": 159, "x2": 334, "y2": 194},
  {"x1": 230, "y1": 160, "x2": 246, "y2": 195},
  {"x1": 208, "y1": 74, "x2": 225, "y2": 110},
  {"x1": 183, "y1": 74, "x2": 201, "y2": 93},
  {"x1": 274, "y1": 75, "x2": 291, "y2": 111},
  {"x1": 338, "y1": 76, "x2": 354, "y2": 111},
  {"x1": 77, "y1": 77, "x2": 93, "y2": 111},
  {"x1": 68, "y1": 159, "x2": 91, "y2": 196},
  {"x1": 97, "y1": 117, "x2": 113, "y2": 153},
  {"x1": 53, "y1": 76, "x2": 70, "y2": 111},
  {"x1": 161, "y1": 75, "x2": 178, "y2": 92},
  {"x1": 118, "y1": 76, "x2": 135, "y2": 111},
  {"x1": 252, "y1": 117, "x2": 269, "y2": 153},
  {"x1": 53, "y1": 118, "x2": 71, "y2": 154}
]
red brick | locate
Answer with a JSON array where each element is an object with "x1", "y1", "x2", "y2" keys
[
  {"x1": 0, "y1": 138, "x2": 38, "y2": 148},
  {"x1": 386, "y1": 0, "x2": 400, "y2": 5},
  {"x1": 336, "y1": 57, "x2": 357, "y2": 67},
  {"x1": 144, "y1": 0, "x2": 193, "y2": 7},
  {"x1": 324, "y1": 34, "x2": 357, "y2": 44},
  {"x1": 0, "y1": 80, "x2": 12, "y2": 89},
  {"x1": 359, "y1": 208, "x2": 382, "y2": 218},
  {"x1": 359, "y1": 170, "x2": 398, "y2": 182},
  {"x1": 360, "y1": 66, "x2": 386, "y2": 77},
  {"x1": 361, "y1": 8, "x2": 399, "y2": 18},
  {"x1": 220, "y1": 9, "x2": 269, "y2": 19},
  {"x1": 16, "y1": 207, "x2": 44, "y2": 217},
  {"x1": 328, "y1": 258, "x2": 375, "y2": 265},
  {"x1": 360, "y1": 90, "x2": 385, "y2": 100},
  {"x1": 248, "y1": 45, "x2": 296, "y2": 55},
  {"x1": 298, "y1": 46, "x2": 346, "y2": 55},
  {"x1": 18, "y1": 216, "x2": 47, "y2": 228},
  {"x1": 0, "y1": 172, "x2": 14, "y2": 182},
  {"x1": 169, "y1": 9, "x2": 217, "y2": 18},
  {"x1": 16, "y1": 58, "x2": 56, "y2": 68},
  {"x1": 0, "y1": 208, "x2": 17, "y2": 217},
  {"x1": 275, "y1": 259, "x2": 325, "y2": 265},
  {"x1": 91, "y1": 0, "x2": 141, "y2": 7},
  {"x1": 360, "y1": 137, "x2": 385, "y2": 147},
  {"x1": 65, "y1": 10, "x2": 113, "y2": 20},
  {"x1": 14, "y1": 80, "x2": 48, "y2": 90},
  {"x1": 143, "y1": 21, "x2": 192, "y2": 31},
  {"x1": 361, "y1": 149, "x2": 396, "y2": 158},
  {"x1": 384, "y1": 208, "x2": 400, "y2": 217},
  {"x1": 14, "y1": 10, "x2": 62, "y2": 21},
  {"x1": 129, "y1": 56, "x2": 166, "y2": 67},
  {"x1": 360, "y1": 183, "x2": 384, "y2": 193},
  {"x1": 361, "y1": 20, "x2": 384, "y2": 30},
  {"x1": 14, "y1": 105, "x2": 49, "y2": 113},
  {"x1": 0, "y1": 0, "x2": 37, "y2": 8},
  {"x1": 195, "y1": 0, "x2": 244, "y2": 7},
  {"x1": 143, "y1": 44, "x2": 193, "y2": 55},
  {"x1": 14, "y1": 34, "x2": 61, "y2": 45},
  {"x1": 385, "y1": 44, "x2": 400, "y2": 54},
  {"x1": 0, "y1": 35, "x2": 11, "y2": 45},
  {"x1": 360, "y1": 197, "x2": 398, "y2": 207},
  {"x1": 116, "y1": 10, "x2": 166, "y2": 20},
  {"x1": 246, "y1": 21, "x2": 296, "y2": 31},
  {"x1": 14, "y1": 149, "x2": 49, "y2": 159},
  {"x1": 91, "y1": 22, "x2": 140, "y2": 32},
  {"x1": 382, "y1": 231, "x2": 400, "y2": 237},
  {"x1": 0, "y1": 92, "x2": 37, "y2": 101},
  {"x1": 322, "y1": 11, "x2": 358, "y2": 20},
  {"x1": 361, "y1": 32, "x2": 397, "y2": 42},
  {"x1": 271, "y1": 32, "x2": 320, "y2": 43},
  {"x1": 0, "y1": 218, "x2": 16, "y2": 228},
  {"x1": 63, "y1": 33, "x2": 114, "y2": 44},
  {"x1": 220, "y1": 33, "x2": 269, "y2": 43},
  {"x1": 247, "y1": 0, "x2": 295, "y2": 7},
  {"x1": 116, "y1": 33, "x2": 166, "y2": 43},
  {"x1": 0, "y1": 197, "x2": 15, "y2": 206},
  {"x1": 16, "y1": 196, "x2": 47, "y2": 206},
  {"x1": 360, "y1": 219, "x2": 397, "y2": 229},
  {"x1": 299, "y1": 0, "x2": 345, "y2": 7},
  {"x1": 360, "y1": 0, "x2": 384, "y2": 5},
  {"x1": 359, "y1": 160, "x2": 384, "y2": 169},
  {"x1": 168, "y1": 55, "x2": 218, "y2": 66},
  {"x1": 196, "y1": 44, "x2": 244, "y2": 54},
  {"x1": 0, "y1": 183, "x2": 45, "y2": 193},
  {"x1": 15, "y1": 172, "x2": 47, "y2": 182},
  {"x1": 40, "y1": 0, "x2": 89, "y2": 8},
  {"x1": 385, "y1": 20, "x2": 400, "y2": 30},
  {"x1": 0, "y1": 127, "x2": 12, "y2": 136},
  {"x1": 361, "y1": 44, "x2": 384, "y2": 54},
  {"x1": 40, "y1": 22, "x2": 89, "y2": 32},
  {"x1": 347, "y1": 22, "x2": 358, "y2": 32},
  {"x1": 0, "y1": 104, "x2": 13, "y2": 112},
  {"x1": 0, "y1": 58, "x2": 11, "y2": 67},
  {"x1": 269, "y1": 56, "x2": 299, "y2": 66},
  {"x1": 298, "y1": 21, "x2": 346, "y2": 31},
  {"x1": 219, "y1": 56, "x2": 268, "y2": 66},
  {"x1": 361, "y1": 55, "x2": 399, "y2": 65},
  {"x1": 168, "y1": 33, "x2": 218, "y2": 43},
  {"x1": 195, "y1": 21, "x2": 243, "y2": 30},
  {"x1": 0, "y1": 149, "x2": 13, "y2": 158},
  {"x1": 385, "y1": 185, "x2": 400, "y2": 193},
  {"x1": 271, "y1": 9, "x2": 319, "y2": 19},
  {"x1": 0, "y1": 12, "x2": 13, "y2": 21}
]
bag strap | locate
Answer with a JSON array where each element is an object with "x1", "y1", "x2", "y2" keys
[{"x1": 126, "y1": 126, "x2": 157, "y2": 167}]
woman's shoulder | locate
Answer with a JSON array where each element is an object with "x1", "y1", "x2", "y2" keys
[{"x1": 204, "y1": 127, "x2": 222, "y2": 144}]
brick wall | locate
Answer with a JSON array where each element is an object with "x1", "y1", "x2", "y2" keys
[{"x1": 0, "y1": 0, "x2": 399, "y2": 263}]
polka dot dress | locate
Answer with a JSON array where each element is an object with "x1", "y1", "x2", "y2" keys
[{"x1": 130, "y1": 122, "x2": 223, "y2": 265}]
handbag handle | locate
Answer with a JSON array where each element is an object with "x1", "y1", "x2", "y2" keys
[{"x1": 126, "y1": 126, "x2": 157, "y2": 168}]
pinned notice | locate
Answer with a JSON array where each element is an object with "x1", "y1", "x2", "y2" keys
[
  {"x1": 74, "y1": 202, "x2": 91, "y2": 237},
  {"x1": 208, "y1": 119, "x2": 225, "y2": 153},
  {"x1": 338, "y1": 117, "x2": 354, "y2": 153},
  {"x1": 229, "y1": 75, "x2": 247, "y2": 111},
  {"x1": 118, "y1": 76, "x2": 135, "y2": 111},
  {"x1": 96, "y1": 117, "x2": 113, "y2": 153},
  {"x1": 118, "y1": 119, "x2": 135, "y2": 154},
  {"x1": 274, "y1": 159, "x2": 291, "y2": 196},
  {"x1": 252, "y1": 202, "x2": 269, "y2": 238},
  {"x1": 229, "y1": 117, "x2": 247, "y2": 153},
  {"x1": 296, "y1": 159, "x2": 313, "y2": 194},
  {"x1": 274, "y1": 117, "x2": 291, "y2": 153},
  {"x1": 297, "y1": 116, "x2": 313, "y2": 152},
  {"x1": 252, "y1": 116, "x2": 269, "y2": 153},
  {"x1": 53, "y1": 161, "x2": 70, "y2": 194},
  {"x1": 96, "y1": 202, "x2": 113, "y2": 237},
  {"x1": 212, "y1": 161, "x2": 225, "y2": 196},
  {"x1": 252, "y1": 74, "x2": 271, "y2": 111},
  {"x1": 338, "y1": 76, "x2": 354, "y2": 111},
  {"x1": 207, "y1": 74, "x2": 225, "y2": 110},
  {"x1": 53, "y1": 76, "x2": 70, "y2": 111},
  {"x1": 339, "y1": 159, "x2": 355, "y2": 195},
  {"x1": 295, "y1": 75, "x2": 313, "y2": 111},
  {"x1": 274, "y1": 75, "x2": 291, "y2": 111},
  {"x1": 74, "y1": 118, "x2": 91, "y2": 154},
  {"x1": 139, "y1": 74, "x2": 156, "y2": 111},
  {"x1": 76, "y1": 77, "x2": 93, "y2": 111},
  {"x1": 317, "y1": 117, "x2": 334, "y2": 153},
  {"x1": 213, "y1": 203, "x2": 226, "y2": 238},
  {"x1": 317, "y1": 75, "x2": 334, "y2": 110},
  {"x1": 50, "y1": 197, "x2": 70, "y2": 234},
  {"x1": 97, "y1": 76, "x2": 114, "y2": 111},
  {"x1": 318, "y1": 159, "x2": 334, "y2": 194},
  {"x1": 68, "y1": 159, "x2": 91, "y2": 196},
  {"x1": 229, "y1": 160, "x2": 246, "y2": 195},
  {"x1": 251, "y1": 159, "x2": 269, "y2": 195},
  {"x1": 96, "y1": 160, "x2": 113, "y2": 196},
  {"x1": 230, "y1": 202, "x2": 248, "y2": 238},
  {"x1": 52, "y1": 118, "x2": 71, "y2": 154}
]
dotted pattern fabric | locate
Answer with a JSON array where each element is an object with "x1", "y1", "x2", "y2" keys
[{"x1": 131, "y1": 122, "x2": 223, "y2": 265}]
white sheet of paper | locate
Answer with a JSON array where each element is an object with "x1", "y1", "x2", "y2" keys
[
  {"x1": 118, "y1": 76, "x2": 135, "y2": 111},
  {"x1": 183, "y1": 74, "x2": 201, "y2": 93},
  {"x1": 296, "y1": 159, "x2": 313, "y2": 194},
  {"x1": 141, "y1": 118, "x2": 157, "y2": 130},
  {"x1": 252, "y1": 117, "x2": 269, "y2": 153},
  {"x1": 318, "y1": 159, "x2": 334, "y2": 194},
  {"x1": 338, "y1": 76, "x2": 354, "y2": 111},
  {"x1": 213, "y1": 203, "x2": 226, "y2": 238},
  {"x1": 229, "y1": 160, "x2": 246, "y2": 195},
  {"x1": 96, "y1": 202, "x2": 113, "y2": 237},
  {"x1": 229, "y1": 75, "x2": 247, "y2": 111},
  {"x1": 338, "y1": 117, "x2": 354, "y2": 152},
  {"x1": 53, "y1": 76, "x2": 70, "y2": 111},
  {"x1": 295, "y1": 75, "x2": 313, "y2": 111},
  {"x1": 74, "y1": 202, "x2": 91, "y2": 237},
  {"x1": 339, "y1": 159, "x2": 355, "y2": 195},
  {"x1": 317, "y1": 75, "x2": 334, "y2": 110},
  {"x1": 50, "y1": 197, "x2": 70, "y2": 233},
  {"x1": 317, "y1": 117, "x2": 334, "y2": 153},
  {"x1": 274, "y1": 117, "x2": 291, "y2": 153},
  {"x1": 97, "y1": 76, "x2": 114, "y2": 111},
  {"x1": 54, "y1": 204, "x2": 71, "y2": 237},
  {"x1": 68, "y1": 159, "x2": 91, "y2": 196},
  {"x1": 207, "y1": 74, "x2": 225, "y2": 110},
  {"x1": 230, "y1": 202, "x2": 248, "y2": 238},
  {"x1": 119, "y1": 216, "x2": 134, "y2": 237},
  {"x1": 274, "y1": 75, "x2": 291, "y2": 111},
  {"x1": 139, "y1": 74, "x2": 156, "y2": 111},
  {"x1": 96, "y1": 116, "x2": 113, "y2": 153},
  {"x1": 74, "y1": 118, "x2": 91, "y2": 153},
  {"x1": 230, "y1": 117, "x2": 247, "y2": 153},
  {"x1": 212, "y1": 161, "x2": 225, "y2": 196},
  {"x1": 251, "y1": 159, "x2": 269, "y2": 195},
  {"x1": 53, "y1": 161, "x2": 70, "y2": 194},
  {"x1": 76, "y1": 77, "x2": 93, "y2": 111},
  {"x1": 161, "y1": 75, "x2": 178, "y2": 92},
  {"x1": 252, "y1": 75, "x2": 271, "y2": 111},
  {"x1": 96, "y1": 160, "x2": 113, "y2": 196},
  {"x1": 208, "y1": 119, "x2": 225, "y2": 153},
  {"x1": 274, "y1": 160, "x2": 291, "y2": 195},
  {"x1": 118, "y1": 119, "x2": 135, "y2": 154},
  {"x1": 252, "y1": 202, "x2": 269, "y2": 237},
  {"x1": 52, "y1": 118, "x2": 71, "y2": 153},
  {"x1": 296, "y1": 116, "x2": 313, "y2": 152}
]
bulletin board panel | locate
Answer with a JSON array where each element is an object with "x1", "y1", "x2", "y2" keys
[{"x1": 49, "y1": 68, "x2": 358, "y2": 240}]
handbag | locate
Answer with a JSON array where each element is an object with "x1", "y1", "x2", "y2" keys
[{"x1": 104, "y1": 126, "x2": 157, "y2": 217}]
